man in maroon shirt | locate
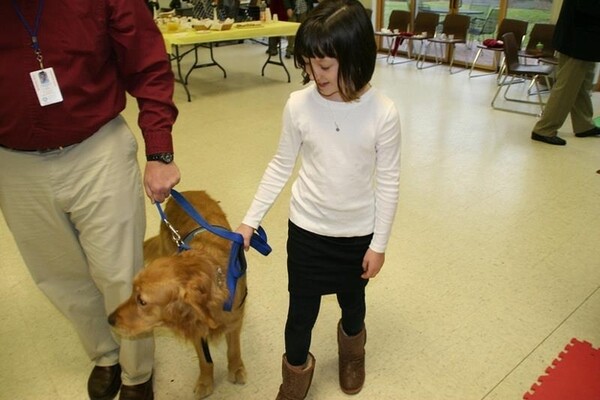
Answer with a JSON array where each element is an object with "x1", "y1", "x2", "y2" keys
[{"x1": 0, "y1": 1, "x2": 180, "y2": 399}]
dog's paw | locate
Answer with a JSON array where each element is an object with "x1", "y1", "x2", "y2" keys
[
  {"x1": 194, "y1": 379, "x2": 214, "y2": 399},
  {"x1": 228, "y1": 365, "x2": 247, "y2": 384}
]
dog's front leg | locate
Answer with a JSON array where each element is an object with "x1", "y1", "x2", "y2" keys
[
  {"x1": 193, "y1": 339, "x2": 214, "y2": 399},
  {"x1": 225, "y1": 326, "x2": 247, "y2": 384}
]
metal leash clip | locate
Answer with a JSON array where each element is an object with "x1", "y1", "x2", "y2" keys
[{"x1": 162, "y1": 218, "x2": 186, "y2": 249}]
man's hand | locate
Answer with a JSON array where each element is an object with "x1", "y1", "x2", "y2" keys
[{"x1": 144, "y1": 161, "x2": 181, "y2": 203}]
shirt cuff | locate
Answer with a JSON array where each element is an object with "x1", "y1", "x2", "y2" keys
[{"x1": 143, "y1": 130, "x2": 174, "y2": 155}]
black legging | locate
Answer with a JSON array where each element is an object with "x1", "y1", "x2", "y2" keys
[{"x1": 284, "y1": 289, "x2": 366, "y2": 366}]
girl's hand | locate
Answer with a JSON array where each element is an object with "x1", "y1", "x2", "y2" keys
[
  {"x1": 361, "y1": 249, "x2": 385, "y2": 279},
  {"x1": 236, "y1": 223, "x2": 255, "y2": 251}
]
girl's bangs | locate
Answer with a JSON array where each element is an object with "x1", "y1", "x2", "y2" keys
[{"x1": 297, "y1": 25, "x2": 337, "y2": 59}]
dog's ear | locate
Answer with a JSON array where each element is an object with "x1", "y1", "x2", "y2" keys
[{"x1": 180, "y1": 273, "x2": 220, "y2": 329}]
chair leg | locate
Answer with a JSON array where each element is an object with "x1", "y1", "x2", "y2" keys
[
  {"x1": 448, "y1": 44, "x2": 466, "y2": 75},
  {"x1": 491, "y1": 73, "x2": 509, "y2": 108},
  {"x1": 417, "y1": 41, "x2": 443, "y2": 70},
  {"x1": 468, "y1": 48, "x2": 483, "y2": 77},
  {"x1": 492, "y1": 74, "x2": 548, "y2": 116},
  {"x1": 532, "y1": 76, "x2": 546, "y2": 115},
  {"x1": 496, "y1": 56, "x2": 506, "y2": 84}
]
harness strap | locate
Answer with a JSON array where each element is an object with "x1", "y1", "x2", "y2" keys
[
  {"x1": 201, "y1": 338, "x2": 213, "y2": 364},
  {"x1": 182, "y1": 227, "x2": 206, "y2": 249},
  {"x1": 155, "y1": 189, "x2": 272, "y2": 311}
]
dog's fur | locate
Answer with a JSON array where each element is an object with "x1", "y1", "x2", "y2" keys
[{"x1": 108, "y1": 191, "x2": 247, "y2": 399}]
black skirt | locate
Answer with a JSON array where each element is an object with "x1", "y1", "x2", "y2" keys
[{"x1": 286, "y1": 220, "x2": 372, "y2": 296}]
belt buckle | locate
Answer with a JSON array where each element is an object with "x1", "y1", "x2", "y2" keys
[{"x1": 37, "y1": 146, "x2": 64, "y2": 154}]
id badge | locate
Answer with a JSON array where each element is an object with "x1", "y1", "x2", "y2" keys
[{"x1": 30, "y1": 67, "x2": 63, "y2": 106}]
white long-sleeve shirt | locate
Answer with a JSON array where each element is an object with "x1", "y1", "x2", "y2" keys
[{"x1": 243, "y1": 84, "x2": 401, "y2": 253}]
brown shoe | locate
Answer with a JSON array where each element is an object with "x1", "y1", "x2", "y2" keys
[
  {"x1": 276, "y1": 353, "x2": 315, "y2": 400},
  {"x1": 119, "y1": 377, "x2": 153, "y2": 400},
  {"x1": 338, "y1": 320, "x2": 366, "y2": 395},
  {"x1": 88, "y1": 364, "x2": 121, "y2": 400}
]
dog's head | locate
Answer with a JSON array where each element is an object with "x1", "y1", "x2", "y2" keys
[{"x1": 108, "y1": 251, "x2": 229, "y2": 340}]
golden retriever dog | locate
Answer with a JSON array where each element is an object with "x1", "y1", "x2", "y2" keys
[{"x1": 108, "y1": 190, "x2": 247, "y2": 399}]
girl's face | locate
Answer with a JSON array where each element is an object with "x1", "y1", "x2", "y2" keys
[{"x1": 304, "y1": 57, "x2": 342, "y2": 101}]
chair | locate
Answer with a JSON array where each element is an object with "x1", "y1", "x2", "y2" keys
[
  {"x1": 417, "y1": 13, "x2": 470, "y2": 73},
  {"x1": 374, "y1": 10, "x2": 412, "y2": 64},
  {"x1": 468, "y1": 7, "x2": 500, "y2": 44},
  {"x1": 519, "y1": 23, "x2": 556, "y2": 62},
  {"x1": 469, "y1": 18, "x2": 528, "y2": 79},
  {"x1": 400, "y1": 11, "x2": 440, "y2": 65},
  {"x1": 491, "y1": 32, "x2": 554, "y2": 116},
  {"x1": 217, "y1": 0, "x2": 241, "y2": 20},
  {"x1": 387, "y1": 9, "x2": 411, "y2": 32},
  {"x1": 191, "y1": 0, "x2": 215, "y2": 19}
]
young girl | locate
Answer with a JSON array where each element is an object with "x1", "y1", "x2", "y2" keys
[{"x1": 237, "y1": 0, "x2": 401, "y2": 398}]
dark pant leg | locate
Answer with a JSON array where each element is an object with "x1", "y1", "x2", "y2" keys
[
  {"x1": 268, "y1": 37, "x2": 280, "y2": 54},
  {"x1": 336, "y1": 289, "x2": 366, "y2": 336},
  {"x1": 285, "y1": 293, "x2": 321, "y2": 366}
]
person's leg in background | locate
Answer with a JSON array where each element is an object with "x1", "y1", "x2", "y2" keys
[
  {"x1": 531, "y1": 53, "x2": 595, "y2": 145},
  {"x1": 571, "y1": 60, "x2": 600, "y2": 137},
  {"x1": 285, "y1": 11, "x2": 309, "y2": 58},
  {"x1": 268, "y1": 37, "x2": 280, "y2": 56},
  {"x1": 285, "y1": 13, "x2": 299, "y2": 58}
]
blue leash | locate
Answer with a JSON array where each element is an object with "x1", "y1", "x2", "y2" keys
[{"x1": 155, "y1": 189, "x2": 271, "y2": 311}]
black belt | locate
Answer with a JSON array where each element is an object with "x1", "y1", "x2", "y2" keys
[{"x1": 0, "y1": 144, "x2": 65, "y2": 153}]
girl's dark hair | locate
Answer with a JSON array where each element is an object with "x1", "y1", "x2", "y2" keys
[{"x1": 293, "y1": 0, "x2": 376, "y2": 102}]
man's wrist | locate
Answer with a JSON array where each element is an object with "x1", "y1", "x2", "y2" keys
[{"x1": 146, "y1": 152, "x2": 174, "y2": 164}]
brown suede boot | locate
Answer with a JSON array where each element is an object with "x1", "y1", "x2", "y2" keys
[
  {"x1": 275, "y1": 353, "x2": 316, "y2": 400},
  {"x1": 337, "y1": 320, "x2": 366, "y2": 395}
]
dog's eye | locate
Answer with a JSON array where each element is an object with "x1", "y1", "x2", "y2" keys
[{"x1": 136, "y1": 295, "x2": 147, "y2": 307}]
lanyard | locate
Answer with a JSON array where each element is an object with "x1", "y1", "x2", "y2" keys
[{"x1": 12, "y1": 0, "x2": 45, "y2": 69}]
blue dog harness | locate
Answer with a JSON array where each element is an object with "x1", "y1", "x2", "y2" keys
[{"x1": 155, "y1": 189, "x2": 271, "y2": 311}]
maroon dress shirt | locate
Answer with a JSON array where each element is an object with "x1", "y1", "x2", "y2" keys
[{"x1": 0, "y1": 0, "x2": 178, "y2": 154}]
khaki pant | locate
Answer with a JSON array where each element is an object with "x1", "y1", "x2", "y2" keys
[
  {"x1": 533, "y1": 52, "x2": 597, "y2": 136},
  {"x1": 0, "y1": 116, "x2": 154, "y2": 385}
]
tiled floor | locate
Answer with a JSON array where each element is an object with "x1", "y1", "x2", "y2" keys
[{"x1": 1, "y1": 40, "x2": 599, "y2": 400}]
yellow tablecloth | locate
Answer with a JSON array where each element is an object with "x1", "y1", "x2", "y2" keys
[{"x1": 162, "y1": 21, "x2": 300, "y2": 54}]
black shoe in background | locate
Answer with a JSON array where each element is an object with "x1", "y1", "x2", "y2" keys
[
  {"x1": 531, "y1": 132, "x2": 566, "y2": 146},
  {"x1": 575, "y1": 126, "x2": 600, "y2": 137}
]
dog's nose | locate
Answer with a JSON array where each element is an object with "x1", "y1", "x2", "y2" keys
[{"x1": 107, "y1": 312, "x2": 116, "y2": 326}]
